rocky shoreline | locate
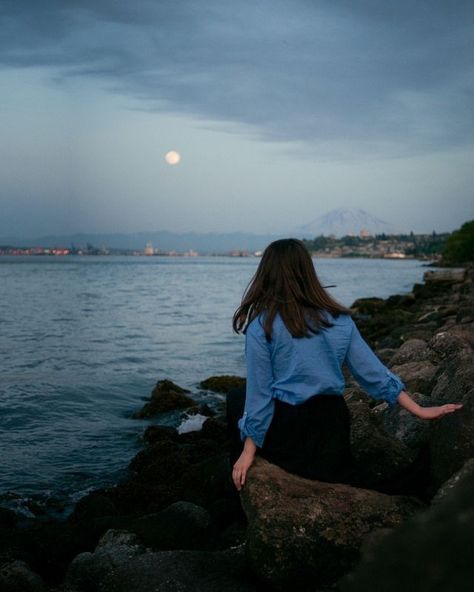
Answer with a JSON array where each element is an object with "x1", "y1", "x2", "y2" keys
[{"x1": 1, "y1": 264, "x2": 473, "y2": 591}]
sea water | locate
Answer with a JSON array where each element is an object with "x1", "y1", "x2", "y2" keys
[{"x1": 0, "y1": 255, "x2": 435, "y2": 516}]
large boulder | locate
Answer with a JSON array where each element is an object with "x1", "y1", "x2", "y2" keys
[
  {"x1": 66, "y1": 529, "x2": 256, "y2": 592},
  {"x1": 388, "y1": 338, "x2": 432, "y2": 366},
  {"x1": 340, "y1": 459, "x2": 474, "y2": 592},
  {"x1": 348, "y1": 400, "x2": 420, "y2": 494},
  {"x1": 239, "y1": 456, "x2": 423, "y2": 590}
]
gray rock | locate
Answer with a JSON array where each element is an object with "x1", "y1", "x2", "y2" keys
[
  {"x1": 429, "y1": 349, "x2": 474, "y2": 403},
  {"x1": 389, "y1": 361, "x2": 438, "y2": 394},
  {"x1": 348, "y1": 400, "x2": 418, "y2": 492},
  {"x1": 66, "y1": 530, "x2": 146, "y2": 591},
  {"x1": 428, "y1": 329, "x2": 472, "y2": 360},
  {"x1": 382, "y1": 392, "x2": 431, "y2": 449},
  {"x1": 429, "y1": 389, "x2": 474, "y2": 489},
  {"x1": 389, "y1": 339, "x2": 431, "y2": 366},
  {"x1": 239, "y1": 456, "x2": 423, "y2": 590}
]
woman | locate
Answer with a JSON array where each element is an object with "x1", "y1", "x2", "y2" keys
[{"x1": 227, "y1": 238, "x2": 463, "y2": 491}]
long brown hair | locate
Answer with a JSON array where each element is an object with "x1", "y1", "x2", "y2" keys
[{"x1": 232, "y1": 238, "x2": 351, "y2": 340}]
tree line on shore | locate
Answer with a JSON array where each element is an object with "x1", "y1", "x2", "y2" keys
[{"x1": 302, "y1": 219, "x2": 473, "y2": 264}]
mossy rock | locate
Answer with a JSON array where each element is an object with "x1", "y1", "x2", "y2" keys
[
  {"x1": 199, "y1": 375, "x2": 246, "y2": 394},
  {"x1": 133, "y1": 380, "x2": 196, "y2": 418}
]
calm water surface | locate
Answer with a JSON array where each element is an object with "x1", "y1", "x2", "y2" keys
[{"x1": 0, "y1": 256, "x2": 436, "y2": 516}]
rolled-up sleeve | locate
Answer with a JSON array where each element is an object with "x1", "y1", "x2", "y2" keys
[
  {"x1": 238, "y1": 320, "x2": 275, "y2": 448},
  {"x1": 344, "y1": 319, "x2": 406, "y2": 407}
]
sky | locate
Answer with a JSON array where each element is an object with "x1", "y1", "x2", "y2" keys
[{"x1": 1, "y1": 0, "x2": 473, "y2": 238}]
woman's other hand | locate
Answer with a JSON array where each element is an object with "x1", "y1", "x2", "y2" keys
[
  {"x1": 397, "y1": 390, "x2": 463, "y2": 419},
  {"x1": 232, "y1": 436, "x2": 257, "y2": 491},
  {"x1": 416, "y1": 403, "x2": 464, "y2": 420}
]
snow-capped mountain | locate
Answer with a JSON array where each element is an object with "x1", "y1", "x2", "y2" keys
[{"x1": 295, "y1": 208, "x2": 399, "y2": 238}]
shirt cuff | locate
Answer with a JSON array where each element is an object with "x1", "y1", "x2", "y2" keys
[
  {"x1": 383, "y1": 369, "x2": 406, "y2": 408},
  {"x1": 238, "y1": 412, "x2": 264, "y2": 448}
]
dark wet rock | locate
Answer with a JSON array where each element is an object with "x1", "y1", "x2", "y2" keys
[
  {"x1": 429, "y1": 390, "x2": 474, "y2": 490},
  {"x1": 143, "y1": 424, "x2": 179, "y2": 445},
  {"x1": 176, "y1": 453, "x2": 232, "y2": 509},
  {"x1": 105, "y1": 479, "x2": 180, "y2": 516},
  {"x1": 339, "y1": 459, "x2": 474, "y2": 592},
  {"x1": 239, "y1": 456, "x2": 423, "y2": 591},
  {"x1": 65, "y1": 530, "x2": 146, "y2": 592},
  {"x1": 348, "y1": 401, "x2": 429, "y2": 495},
  {"x1": 70, "y1": 492, "x2": 118, "y2": 523},
  {"x1": 66, "y1": 530, "x2": 256, "y2": 592},
  {"x1": 130, "y1": 440, "x2": 192, "y2": 484},
  {"x1": 389, "y1": 361, "x2": 438, "y2": 394},
  {"x1": 412, "y1": 279, "x2": 458, "y2": 301},
  {"x1": 350, "y1": 297, "x2": 386, "y2": 315},
  {"x1": 398, "y1": 323, "x2": 440, "y2": 342},
  {"x1": 348, "y1": 400, "x2": 420, "y2": 493},
  {"x1": 457, "y1": 305, "x2": 474, "y2": 324},
  {"x1": 388, "y1": 338, "x2": 432, "y2": 366},
  {"x1": 199, "y1": 375, "x2": 246, "y2": 394},
  {"x1": 127, "y1": 501, "x2": 211, "y2": 550},
  {"x1": 187, "y1": 402, "x2": 216, "y2": 417},
  {"x1": 385, "y1": 293, "x2": 416, "y2": 308},
  {"x1": 382, "y1": 392, "x2": 431, "y2": 449},
  {"x1": 0, "y1": 508, "x2": 18, "y2": 529},
  {"x1": 132, "y1": 380, "x2": 196, "y2": 419},
  {"x1": 200, "y1": 417, "x2": 229, "y2": 443},
  {"x1": 432, "y1": 458, "x2": 474, "y2": 504},
  {"x1": 0, "y1": 560, "x2": 45, "y2": 592}
]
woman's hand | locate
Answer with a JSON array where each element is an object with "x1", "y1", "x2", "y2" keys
[
  {"x1": 416, "y1": 403, "x2": 464, "y2": 420},
  {"x1": 397, "y1": 390, "x2": 463, "y2": 420},
  {"x1": 232, "y1": 437, "x2": 257, "y2": 491}
]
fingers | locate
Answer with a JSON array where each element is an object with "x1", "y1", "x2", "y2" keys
[
  {"x1": 443, "y1": 403, "x2": 463, "y2": 414},
  {"x1": 232, "y1": 465, "x2": 248, "y2": 491}
]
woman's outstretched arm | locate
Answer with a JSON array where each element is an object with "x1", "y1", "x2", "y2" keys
[
  {"x1": 397, "y1": 390, "x2": 463, "y2": 419},
  {"x1": 345, "y1": 318, "x2": 463, "y2": 417}
]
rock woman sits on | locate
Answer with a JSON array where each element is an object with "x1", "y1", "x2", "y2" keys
[{"x1": 227, "y1": 238, "x2": 463, "y2": 491}]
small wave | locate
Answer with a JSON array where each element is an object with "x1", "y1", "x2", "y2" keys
[{"x1": 176, "y1": 413, "x2": 208, "y2": 434}]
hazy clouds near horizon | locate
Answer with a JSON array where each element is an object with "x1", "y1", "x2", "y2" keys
[{"x1": 1, "y1": 0, "x2": 473, "y2": 238}]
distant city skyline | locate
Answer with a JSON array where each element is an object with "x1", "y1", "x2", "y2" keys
[{"x1": 1, "y1": 1, "x2": 473, "y2": 238}]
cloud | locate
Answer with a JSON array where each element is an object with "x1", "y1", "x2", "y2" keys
[{"x1": 1, "y1": 0, "x2": 473, "y2": 157}]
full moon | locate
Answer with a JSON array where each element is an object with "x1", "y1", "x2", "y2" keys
[{"x1": 165, "y1": 150, "x2": 181, "y2": 165}]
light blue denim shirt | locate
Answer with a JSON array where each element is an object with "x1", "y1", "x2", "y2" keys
[{"x1": 238, "y1": 311, "x2": 406, "y2": 448}]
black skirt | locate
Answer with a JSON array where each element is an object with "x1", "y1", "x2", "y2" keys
[{"x1": 226, "y1": 387, "x2": 356, "y2": 485}]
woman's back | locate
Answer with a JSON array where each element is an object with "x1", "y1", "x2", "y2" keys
[
  {"x1": 245, "y1": 309, "x2": 404, "y2": 413},
  {"x1": 246, "y1": 310, "x2": 352, "y2": 404}
]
